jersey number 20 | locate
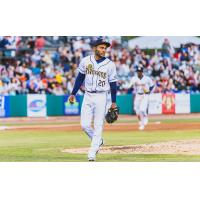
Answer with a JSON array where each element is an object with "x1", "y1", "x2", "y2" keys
[{"x1": 98, "y1": 80, "x2": 105, "y2": 87}]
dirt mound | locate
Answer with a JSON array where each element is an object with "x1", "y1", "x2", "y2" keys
[{"x1": 62, "y1": 139, "x2": 200, "y2": 155}]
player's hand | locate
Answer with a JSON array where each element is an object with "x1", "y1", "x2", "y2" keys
[
  {"x1": 142, "y1": 86, "x2": 149, "y2": 94},
  {"x1": 68, "y1": 95, "x2": 76, "y2": 104}
]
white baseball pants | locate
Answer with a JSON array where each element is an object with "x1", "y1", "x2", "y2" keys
[
  {"x1": 81, "y1": 91, "x2": 111, "y2": 159},
  {"x1": 134, "y1": 94, "x2": 149, "y2": 125}
]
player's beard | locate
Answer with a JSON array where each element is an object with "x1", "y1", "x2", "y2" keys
[
  {"x1": 138, "y1": 72, "x2": 143, "y2": 79},
  {"x1": 95, "y1": 49, "x2": 105, "y2": 59}
]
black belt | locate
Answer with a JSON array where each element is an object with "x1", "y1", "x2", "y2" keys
[
  {"x1": 86, "y1": 91, "x2": 106, "y2": 93},
  {"x1": 138, "y1": 92, "x2": 149, "y2": 95}
]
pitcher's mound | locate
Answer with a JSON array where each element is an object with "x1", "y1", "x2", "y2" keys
[{"x1": 62, "y1": 139, "x2": 200, "y2": 155}]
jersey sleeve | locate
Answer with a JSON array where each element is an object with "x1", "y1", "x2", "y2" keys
[
  {"x1": 129, "y1": 77, "x2": 135, "y2": 88},
  {"x1": 108, "y1": 62, "x2": 118, "y2": 83},
  {"x1": 148, "y1": 77, "x2": 155, "y2": 93},
  {"x1": 78, "y1": 59, "x2": 85, "y2": 74}
]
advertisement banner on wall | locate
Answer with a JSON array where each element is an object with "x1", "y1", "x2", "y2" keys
[
  {"x1": 0, "y1": 96, "x2": 10, "y2": 117},
  {"x1": 27, "y1": 94, "x2": 47, "y2": 117},
  {"x1": 148, "y1": 93, "x2": 162, "y2": 114},
  {"x1": 175, "y1": 93, "x2": 190, "y2": 114},
  {"x1": 162, "y1": 93, "x2": 175, "y2": 114},
  {"x1": 64, "y1": 95, "x2": 80, "y2": 115}
]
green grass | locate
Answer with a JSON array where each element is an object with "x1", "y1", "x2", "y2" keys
[
  {"x1": 116, "y1": 118, "x2": 200, "y2": 124},
  {"x1": 0, "y1": 121, "x2": 78, "y2": 126},
  {"x1": 1, "y1": 128, "x2": 200, "y2": 161}
]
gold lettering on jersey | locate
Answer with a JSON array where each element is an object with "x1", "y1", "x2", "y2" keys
[
  {"x1": 135, "y1": 83, "x2": 145, "y2": 86},
  {"x1": 86, "y1": 64, "x2": 107, "y2": 79}
]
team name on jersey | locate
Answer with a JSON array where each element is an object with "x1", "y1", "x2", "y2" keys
[
  {"x1": 135, "y1": 83, "x2": 145, "y2": 86},
  {"x1": 86, "y1": 64, "x2": 107, "y2": 79}
]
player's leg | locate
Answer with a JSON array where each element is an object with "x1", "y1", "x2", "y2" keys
[
  {"x1": 80, "y1": 93, "x2": 94, "y2": 140},
  {"x1": 88, "y1": 92, "x2": 107, "y2": 160},
  {"x1": 138, "y1": 108, "x2": 145, "y2": 130},
  {"x1": 105, "y1": 91, "x2": 112, "y2": 113},
  {"x1": 143, "y1": 112, "x2": 148, "y2": 126},
  {"x1": 139, "y1": 95, "x2": 149, "y2": 128},
  {"x1": 134, "y1": 95, "x2": 142, "y2": 127},
  {"x1": 143, "y1": 95, "x2": 150, "y2": 126},
  {"x1": 103, "y1": 92, "x2": 111, "y2": 142}
]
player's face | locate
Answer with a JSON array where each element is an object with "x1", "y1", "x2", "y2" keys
[
  {"x1": 94, "y1": 44, "x2": 107, "y2": 58},
  {"x1": 137, "y1": 71, "x2": 143, "y2": 78}
]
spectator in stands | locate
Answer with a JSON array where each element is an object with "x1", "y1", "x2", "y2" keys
[
  {"x1": 0, "y1": 36, "x2": 200, "y2": 95},
  {"x1": 162, "y1": 38, "x2": 174, "y2": 58},
  {"x1": 0, "y1": 37, "x2": 11, "y2": 49},
  {"x1": 35, "y1": 36, "x2": 45, "y2": 50}
]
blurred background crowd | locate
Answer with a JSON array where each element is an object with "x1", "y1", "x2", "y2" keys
[{"x1": 1, "y1": 36, "x2": 200, "y2": 95}]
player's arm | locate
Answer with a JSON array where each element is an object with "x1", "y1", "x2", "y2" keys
[
  {"x1": 109, "y1": 63, "x2": 118, "y2": 109},
  {"x1": 149, "y1": 85, "x2": 154, "y2": 93},
  {"x1": 109, "y1": 81, "x2": 117, "y2": 108},
  {"x1": 69, "y1": 72, "x2": 85, "y2": 104},
  {"x1": 127, "y1": 77, "x2": 135, "y2": 94},
  {"x1": 149, "y1": 77, "x2": 155, "y2": 93},
  {"x1": 69, "y1": 59, "x2": 86, "y2": 104},
  {"x1": 128, "y1": 77, "x2": 134, "y2": 89}
]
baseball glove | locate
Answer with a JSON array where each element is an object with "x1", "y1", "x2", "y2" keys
[{"x1": 105, "y1": 106, "x2": 119, "y2": 124}]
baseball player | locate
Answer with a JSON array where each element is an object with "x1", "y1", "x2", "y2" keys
[
  {"x1": 129, "y1": 66, "x2": 155, "y2": 130},
  {"x1": 68, "y1": 37, "x2": 118, "y2": 161}
]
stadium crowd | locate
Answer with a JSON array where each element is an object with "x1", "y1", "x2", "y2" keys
[{"x1": 0, "y1": 36, "x2": 200, "y2": 95}]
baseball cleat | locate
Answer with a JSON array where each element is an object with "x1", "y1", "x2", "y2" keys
[
  {"x1": 139, "y1": 125, "x2": 145, "y2": 130},
  {"x1": 88, "y1": 151, "x2": 96, "y2": 161},
  {"x1": 88, "y1": 158, "x2": 95, "y2": 162},
  {"x1": 88, "y1": 139, "x2": 104, "y2": 161}
]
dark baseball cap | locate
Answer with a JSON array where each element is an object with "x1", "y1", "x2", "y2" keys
[
  {"x1": 92, "y1": 37, "x2": 111, "y2": 47},
  {"x1": 137, "y1": 66, "x2": 143, "y2": 72}
]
